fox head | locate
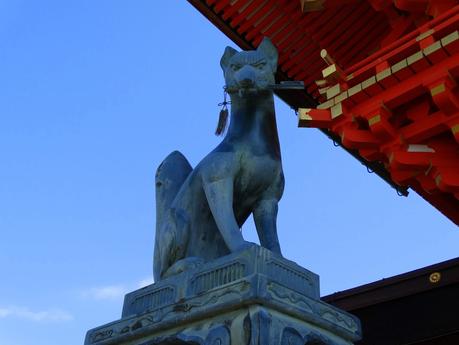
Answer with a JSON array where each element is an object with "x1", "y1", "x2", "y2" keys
[{"x1": 220, "y1": 37, "x2": 278, "y2": 96}]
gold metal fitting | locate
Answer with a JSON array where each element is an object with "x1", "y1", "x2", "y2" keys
[{"x1": 429, "y1": 272, "x2": 441, "y2": 283}]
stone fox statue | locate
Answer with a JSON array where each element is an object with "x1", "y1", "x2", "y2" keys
[{"x1": 154, "y1": 37, "x2": 284, "y2": 281}]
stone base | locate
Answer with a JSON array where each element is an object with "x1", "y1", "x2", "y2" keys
[{"x1": 85, "y1": 246, "x2": 361, "y2": 345}]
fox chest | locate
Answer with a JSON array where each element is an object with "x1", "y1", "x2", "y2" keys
[{"x1": 234, "y1": 152, "x2": 281, "y2": 199}]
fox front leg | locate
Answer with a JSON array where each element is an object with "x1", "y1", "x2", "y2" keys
[
  {"x1": 253, "y1": 199, "x2": 282, "y2": 255},
  {"x1": 202, "y1": 177, "x2": 248, "y2": 252}
]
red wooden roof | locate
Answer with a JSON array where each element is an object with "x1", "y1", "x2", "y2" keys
[{"x1": 188, "y1": 0, "x2": 459, "y2": 225}]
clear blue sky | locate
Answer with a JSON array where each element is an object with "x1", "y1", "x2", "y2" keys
[{"x1": 0, "y1": 2, "x2": 457, "y2": 345}]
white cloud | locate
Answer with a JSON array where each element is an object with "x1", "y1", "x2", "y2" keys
[
  {"x1": 81, "y1": 277, "x2": 155, "y2": 302},
  {"x1": 137, "y1": 277, "x2": 154, "y2": 288},
  {"x1": 81, "y1": 285, "x2": 127, "y2": 300},
  {"x1": 0, "y1": 306, "x2": 73, "y2": 322}
]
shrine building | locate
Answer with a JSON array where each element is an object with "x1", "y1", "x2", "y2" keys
[{"x1": 187, "y1": 1, "x2": 459, "y2": 344}]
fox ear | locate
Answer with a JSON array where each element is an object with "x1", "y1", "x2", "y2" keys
[
  {"x1": 257, "y1": 37, "x2": 278, "y2": 72},
  {"x1": 220, "y1": 46, "x2": 238, "y2": 70}
]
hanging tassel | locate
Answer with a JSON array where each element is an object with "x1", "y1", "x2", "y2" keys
[
  {"x1": 215, "y1": 107, "x2": 228, "y2": 136},
  {"x1": 215, "y1": 88, "x2": 231, "y2": 136}
]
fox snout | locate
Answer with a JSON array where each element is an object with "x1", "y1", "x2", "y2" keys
[
  {"x1": 238, "y1": 78, "x2": 254, "y2": 88},
  {"x1": 235, "y1": 66, "x2": 256, "y2": 89}
]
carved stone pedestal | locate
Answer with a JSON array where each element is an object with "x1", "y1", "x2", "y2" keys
[{"x1": 85, "y1": 246, "x2": 361, "y2": 345}]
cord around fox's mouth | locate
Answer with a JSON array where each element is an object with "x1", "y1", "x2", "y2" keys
[
  {"x1": 225, "y1": 86, "x2": 267, "y2": 94},
  {"x1": 224, "y1": 81, "x2": 305, "y2": 94},
  {"x1": 227, "y1": 87, "x2": 265, "y2": 97}
]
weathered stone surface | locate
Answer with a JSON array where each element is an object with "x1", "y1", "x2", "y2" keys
[
  {"x1": 85, "y1": 39, "x2": 361, "y2": 345},
  {"x1": 153, "y1": 38, "x2": 284, "y2": 281},
  {"x1": 85, "y1": 246, "x2": 361, "y2": 345}
]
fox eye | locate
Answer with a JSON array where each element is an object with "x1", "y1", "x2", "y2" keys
[
  {"x1": 254, "y1": 62, "x2": 266, "y2": 70},
  {"x1": 231, "y1": 64, "x2": 242, "y2": 71}
]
